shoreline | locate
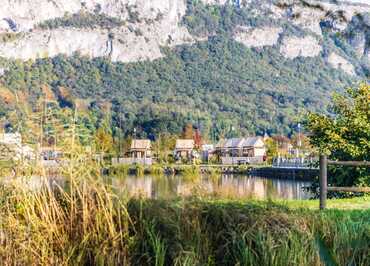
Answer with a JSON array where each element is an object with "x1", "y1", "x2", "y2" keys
[{"x1": 108, "y1": 163, "x2": 318, "y2": 180}]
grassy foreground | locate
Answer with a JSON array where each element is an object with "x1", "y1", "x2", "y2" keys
[{"x1": 0, "y1": 175, "x2": 368, "y2": 265}]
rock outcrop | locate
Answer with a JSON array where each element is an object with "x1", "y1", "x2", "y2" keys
[
  {"x1": 280, "y1": 36, "x2": 322, "y2": 59},
  {"x1": 327, "y1": 52, "x2": 356, "y2": 76},
  {"x1": 0, "y1": 0, "x2": 193, "y2": 62},
  {"x1": 234, "y1": 27, "x2": 282, "y2": 48},
  {"x1": 0, "y1": 0, "x2": 369, "y2": 76}
]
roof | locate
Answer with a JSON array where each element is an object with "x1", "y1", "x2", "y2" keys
[
  {"x1": 224, "y1": 138, "x2": 245, "y2": 148},
  {"x1": 243, "y1": 137, "x2": 263, "y2": 147},
  {"x1": 131, "y1": 139, "x2": 151, "y2": 150},
  {"x1": 218, "y1": 137, "x2": 265, "y2": 149},
  {"x1": 272, "y1": 135, "x2": 290, "y2": 143},
  {"x1": 175, "y1": 139, "x2": 194, "y2": 150},
  {"x1": 215, "y1": 139, "x2": 227, "y2": 149}
]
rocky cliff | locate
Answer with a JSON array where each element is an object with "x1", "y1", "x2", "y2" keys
[
  {"x1": 1, "y1": 0, "x2": 369, "y2": 136},
  {"x1": 0, "y1": 0, "x2": 370, "y2": 76}
]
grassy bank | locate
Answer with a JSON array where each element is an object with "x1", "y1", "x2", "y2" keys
[
  {"x1": 108, "y1": 164, "x2": 256, "y2": 176},
  {"x1": 0, "y1": 175, "x2": 368, "y2": 265}
]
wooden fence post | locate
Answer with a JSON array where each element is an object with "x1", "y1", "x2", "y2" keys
[{"x1": 319, "y1": 154, "x2": 327, "y2": 210}]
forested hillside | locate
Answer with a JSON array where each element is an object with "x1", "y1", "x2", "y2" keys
[{"x1": 0, "y1": 0, "x2": 368, "y2": 140}]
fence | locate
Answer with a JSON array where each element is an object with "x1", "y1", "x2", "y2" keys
[
  {"x1": 319, "y1": 155, "x2": 370, "y2": 209},
  {"x1": 272, "y1": 157, "x2": 317, "y2": 169},
  {"x1": 221, "y1": 156, "x2": 264, "y2": 165},
  {"x1": 112, "y1": 157, "x2": 153, "y2": 166}
]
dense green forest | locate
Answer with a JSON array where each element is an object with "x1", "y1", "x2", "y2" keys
[{"x1": 0, "y1": 1, "x2": 363, "y2": 140}]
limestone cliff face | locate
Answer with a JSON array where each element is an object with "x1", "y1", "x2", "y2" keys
[
  {"x1": 0, "y1": 0, "x2": 369, "y2": 76},
  {"x1": 0, "y1": 0, "x2": 192, "y2": 62},
  {"x1": 280, "y1": 36, "x2": 322, "y2": 59},
  {"x1": 327, "y1": 52, "x2": 356, "y2": 76},
  {"x1": 234, "y1": 26, "x2": 283, "y2": 48}
]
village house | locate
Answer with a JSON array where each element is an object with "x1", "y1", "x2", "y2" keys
[
  {"x1": 272, "y1": 135, "x2": 295, "y2": 156},
  {"x1": 174, "y1": 139, "x2": 196, "y2": 161},
  {"x1": 112, "y1": 139, "x2": 152, "y2": 166},
  {"x1": 130, "y1": 139, "x2": 152, "y2": 159},
  {"x1": 216, "y1": 137, "x2": 266, "y2": 165}
]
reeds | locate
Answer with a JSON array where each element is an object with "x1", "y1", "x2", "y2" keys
[
  {"x1": 127, "y1": 199, "x2": 370, "y2": 266},
  {"x1": 0, "y1": 145, "x2": 368, "y2": 265},
  {"x1": 148, "y1": 164, "x2": 165, "y2": 176},
  {"x1": 109, "y1": 164, "x2": 130, "y2": 177},
  {"x1": 180, "y1": 165, "x2": 201, "y2": 182},
  {"x1": 0, "y1": 145, "x2": 133, "y2": 265},
  {"x1": 0, "y1": 179, "x2": 369, "y2": 265}
]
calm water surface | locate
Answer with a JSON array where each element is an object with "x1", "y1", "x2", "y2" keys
[
  {"x1": 6, "y1": 174, "x2": 313, "y2": 200},
  {"x1": 110, "y1": 175, "x2": 313, "y2": 200}
]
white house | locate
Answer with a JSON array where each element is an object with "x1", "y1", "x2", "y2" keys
[
  {"x1": 112, "y1": 139, "x2": 152, "y2": 166},
  {"x1": 216, "y1": 137, "x2": 266, "y2": 165},
  {"x1": 174, "y1": 139, "x2": 195, "y2": 161}
]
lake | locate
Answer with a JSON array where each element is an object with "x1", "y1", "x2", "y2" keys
[
  {"x1": 5, "y1": 173, "x2": 313, "y2": 200},
  {"x1": 109, "y1": 174, "x2": 313, "y2": 200}
]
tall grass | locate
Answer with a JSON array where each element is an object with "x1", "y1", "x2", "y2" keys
[
  {"x1": 0, "y1": 144, "x2": 368, "y2": 265},
  {"x1": 109, "y1": 164, "x2": 130, "y2": 177},
  {"x1": 0, "y1": 141, "x2": 133, "y2": 265},
  {"x1": 148, "y1": 164, "x2": 165, "y2": 176},
  {"x1": 128, "y1": 200, "x2": 369, "y2": 266},
  {"x1": 180, "y1": 165, "x2": 201, "y2": 182}
]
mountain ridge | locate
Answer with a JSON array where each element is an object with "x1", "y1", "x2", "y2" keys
[
  {"x1": 0, "y1": 0, "x2": 369, "y2": 138},
  {"x1": 0, "y1": 0, "x2": 369, "y2": 69}
]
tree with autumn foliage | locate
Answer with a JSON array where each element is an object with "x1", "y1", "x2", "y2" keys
[
  {"x1": 153, "y1": 133, "x2": 177, "y2": 163},
  {"x1": 305, "y1": 84, "x2": 370, "y2": 187},
  {"x1": 182, "y1": 123, "x2": 194, "y2": 139},
  {"x1": 194, "y1": 128, "x2": 202, "y2": 149},
  {"x1": 95, "y1": 127, "x2": 113, "y2": 154}
]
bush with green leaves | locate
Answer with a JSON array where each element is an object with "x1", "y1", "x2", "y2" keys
[{"x1": 305, "y1": 84, "x2": 370, "y2": 187}]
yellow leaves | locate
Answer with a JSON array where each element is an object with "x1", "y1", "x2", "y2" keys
[
  {"x1": 95, "y1": 128, "x2": 113, "y2": 153},
  {"x1": 57, "y1": 86, "x2": 72, "y2": 100},
  {"x1": 74, "y1": 99, "x2": 90, "y2": 113},
  {"x1": 0, "y1": 86, "x2": 16, "y2": 105},
  {"x1": 41, "y1": 84, "x2": 56, "y2": 101},
  {"x1": 305, "y1": 84, "x2": 370, "y2": 158}
]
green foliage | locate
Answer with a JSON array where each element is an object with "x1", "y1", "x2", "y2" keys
[
  {"x1": 109, "y1": 164, "x2": 130, "y2": 177},
  {"x1": 305, "y1": 84, "x2": 370, "y2": 186},
  {"x1": 0, "y1": 2, "x2": 363, "y2": 140},
  {"x1": 134, "y1": 163, "x2": 145, "y2": 176},
  {"x1": 152, "y1": 134, "x2": 177, "y2": 163},
  {"x1": 0, "y1": 147, "x2": 369, "y2": 265},
  {"x1": 148, "y1": 164, "x2": 165, "y2": 176},
  {"x1": 183, "y1": 0, "x2": 276, "y2": 37},
  {"x1": 0, "y1": 35, "x2": 356, "y2": 139},
  {"x1": 94, "y1": 127, "x2": 114, "y2": 153},
  {"x1": 38, "y1": 12, "x2": 124, "y2": 30},
  {"x1": 265, "y1": 138, "x2": 278, "y2": 160},
  {"x1": 128, "y1": 199, "x2": 370, "y2": 266}
]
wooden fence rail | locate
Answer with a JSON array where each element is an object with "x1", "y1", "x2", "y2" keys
[
  {"x1": 319, "y1": 155, "x2": 370, "y2": 210},
  {"x1": 327, "y1": 160, "x2": 370, "y2": 167}
]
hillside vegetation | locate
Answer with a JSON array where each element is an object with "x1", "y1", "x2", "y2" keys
[
  {"x1": 1, "y1": 176, "x2": 369, "y2": 265},
  {"x1": 0, "y1": 1, "x2": 366, "y2": 139}
]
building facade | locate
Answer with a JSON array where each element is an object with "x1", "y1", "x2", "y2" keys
[{"x1": 216, "y1": 137, "x2": 266, "y2": 165}]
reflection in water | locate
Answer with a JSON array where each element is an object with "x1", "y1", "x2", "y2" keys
[
  {"x1": 2, "y1": 175, "x2": 65, "y2": 191},
  {"x1": 4, "y1": 174, "x2": 312, "y2": 200},
  {"x1": 112, "y1": 174, "x2": 313, "y2": 200}
]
